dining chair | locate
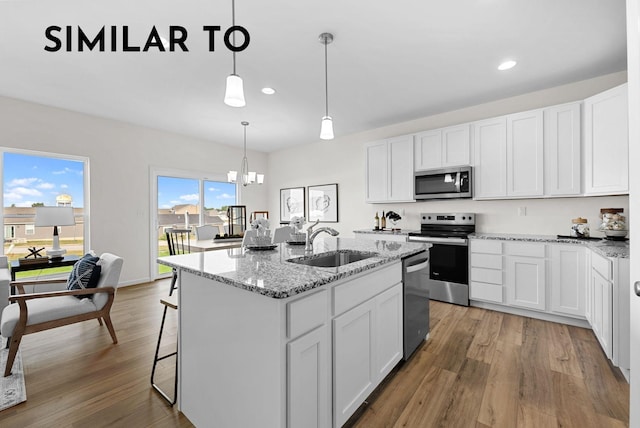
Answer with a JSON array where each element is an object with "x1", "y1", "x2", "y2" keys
[
  {"x1": 241, "y1": 229, "x2": 257, "y2": 247},
  {"x1": 195, "y1": 225, "x2": 216, "y2": 241},
  {"x1": 271, "y1": 226, "x2": 291, "y2": 244}
]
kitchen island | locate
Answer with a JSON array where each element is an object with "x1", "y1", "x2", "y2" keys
[{"x1": 158, "y1": 237, "x2": 427, "y2": 428}]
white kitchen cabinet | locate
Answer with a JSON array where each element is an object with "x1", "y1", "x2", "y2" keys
[
  {"x1": 414, "y1": 124, "x2": 470, "y2": 170},
  {"x1": 506, "y1": 255, "x2": 546, "y2": 311},
  {"x1": 333, "y1": 298, "x2": 376, "y2": 428},
  {"x1": 375, "y1": 284, "x2": 403, "y2": 379},
  {"x1": 469, "y1": 239, "x2": 504, "y2": 303},
  {"x1": 473, "y1": 117, "x2": 507, "y2": 199},
  {"x1": 333, "y1": 279, "x2": 403, "y2": 428},
  {"x1": 591, "y1": 267, "x2": 613, "y2": 359},
  {"x1": 544, "y1": 102, "x2": 582, "y2": 196},
  {"x1": 507, "y1": 110, "x2": 544, "y2": 197},
  {"x1": 287, "y1": 325, "x2": 329, "y2": 428},
  {"x1": 583, "y1": 83, "x2": 629, "y2": 195},
  {"x1": 365, "y1": 135, "x2": 414, "y2": 203},
  {"x1": 549, "y1": 245, "x2": 586, "y2": 318}
]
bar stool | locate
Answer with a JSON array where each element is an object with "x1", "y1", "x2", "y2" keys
[
  {"x1": 151, "y1": 293, "x2": 178, "y2": 405},
  {"x1": 151, "y1": 228, "x2": 190, "y2": 405}
]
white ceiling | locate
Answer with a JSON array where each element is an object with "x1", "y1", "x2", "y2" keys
[{"x1": 0, "y1": 0, "x2": 627, "y2": 153}]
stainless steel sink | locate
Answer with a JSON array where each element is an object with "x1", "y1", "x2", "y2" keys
[{"x1": 287, "y1": 250, "x2": 377, "y2": 268}]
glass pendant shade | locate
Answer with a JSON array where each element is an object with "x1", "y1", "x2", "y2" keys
[
  {"x1": 256, "y1": 174, "x2": 264, "y2": 184},
  {"x1": 224, "y1": 74, "x2": 246, "y2": 107},
  {"x1": 320, "y1": 116, "x2": 334, "y2": 140},
  {"x1": 227, "y1": 171, "x2": 238, "y2": 183}
]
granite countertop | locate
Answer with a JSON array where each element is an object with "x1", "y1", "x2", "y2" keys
[
  {"x1": 353, "y1": 229, "x2": 420, "y2": 235},
  {"x1": 157, "y1": 237, "x2": 428, "y2": 299},
  {"x1": 470, "y1": 233, "x2": 629, "y2": 258}
]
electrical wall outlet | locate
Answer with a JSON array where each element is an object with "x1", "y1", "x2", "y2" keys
[{"x1": 518, "y1": 207, "x2": 527, "y2": 216}]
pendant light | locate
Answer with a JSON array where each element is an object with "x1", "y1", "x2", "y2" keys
[
  {"x1": 319, "y1": 32, "x2": 334, "y2": 140},
  {"x1": 228, "y1": 121, "x2": 264, "y2": 186},
  {"x1": 224, "y1": 0, "x2": 246, "y2": 107}
]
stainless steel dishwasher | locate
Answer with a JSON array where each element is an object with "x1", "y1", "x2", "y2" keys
[{"x1": 402, "y1": 250, "x2": 430, "y2": 360}]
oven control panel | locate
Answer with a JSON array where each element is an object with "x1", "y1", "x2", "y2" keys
[{"x1": 420, "y1": 213, "x2": 475, "y2": 225}]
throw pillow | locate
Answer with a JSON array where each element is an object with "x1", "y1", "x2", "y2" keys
[{"x1": 67, "y1": 253, "x2": 102, "y2": 299}]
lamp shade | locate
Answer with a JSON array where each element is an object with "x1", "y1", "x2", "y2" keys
[
  {"x1": 34, "y1": 206, "x2": 76, "y2": 227},
  {"x1": 320, "y1": 116, "x2": 334, "y2": 140},
  {"x1": 224, "y1": 74, "x2": 246, "y2": 107}
]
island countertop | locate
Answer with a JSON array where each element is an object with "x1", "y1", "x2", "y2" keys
[{"x1": 157, "y1": 237, "x2": 428, "y2": 299}]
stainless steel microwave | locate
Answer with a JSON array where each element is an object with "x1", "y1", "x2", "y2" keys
[{"x1": 414, "y1": 166, "x2": 472, "y2": 200}]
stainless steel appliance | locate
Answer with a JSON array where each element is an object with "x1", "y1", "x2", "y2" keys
[
  {"x1": 402, "y1": 250, "x2": 430, "y2": 360},
  {"x1": 407, "y1": 213, "x2": 475, "y2": 306},
  {"x1": 414, "y1": 166, "x2": 472, "y2": 200}
]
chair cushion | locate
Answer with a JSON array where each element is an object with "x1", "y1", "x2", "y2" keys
[
  {"x1": 67, "y1": 254, "x2": 102, "y2": 298},
  {"x1": 0, "y1": 296, "x2": 98, "y2": 338}
]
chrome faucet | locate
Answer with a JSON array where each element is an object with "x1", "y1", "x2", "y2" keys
[{"x1": 305, "y1": 220, "x2": 339, "y2": 251}]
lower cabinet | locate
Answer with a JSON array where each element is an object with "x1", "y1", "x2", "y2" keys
[
  {"x1": 505, "y1": 255, "x2": 546, "y2": 311},
  {"x1": 288, "y1": 325, "x2": 329, "y2": 428},
  {"x1": 333, "y1": 282, "x2": 403, "y2": 427},
  {"x1": 550, "y1": 245, "x2": 586, "y2": 317},
  {"x1": 590, "y1": 268, "x2": 613, "y2": 359}
]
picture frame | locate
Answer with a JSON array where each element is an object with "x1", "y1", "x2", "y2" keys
[
  {"x1": 307, "y1": 183, "x2": 338, "y2": 223},
  {"x1": 279, "y1": 187, "x2": 305, "y2": 223}
]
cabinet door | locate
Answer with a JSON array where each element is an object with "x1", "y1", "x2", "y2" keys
[
  {"x1": 442, "y1": 124, "x2": 471, "y2": 167},
  {"x1": 591, "y1": 270, "x2": 613, "y2": 359},
  {"x1": 287, "y1": 325, "x2": 329, "y2": 428},
  {"x1": 333, "y1": 299, "x2": 376, "y2": 428},
  {"x1": 365, "y1": 141, "x2": 388, "y2": 202},
  {"x1": 375, "y1": 283, "x2": 403, "y2": 379},
  {"x1": 388, "y1": 135, "x2": 415, "y2": 201},
  {"x1": 507, "y1": 110, "x2": 544, "y2": 197},
  {"x1": 550, "y1": 245, "x2": 586, "y2": 318},
  {"x1": 506, "y1": 256, "x2": 546, "y2": 311},
  {"x1": 544, "y1": 102, "x2": 581, "y2": 196},
  {"x1": 473, "y1": 117, "x2": 507, "y2": 198},
  {"x1": 414, "y1": 130, "x2": 442, "y2": 170},
  {"x1": 583, "y1": 83, "x2": 629, "y2": 195}
]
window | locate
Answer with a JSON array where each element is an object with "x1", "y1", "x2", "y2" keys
[
  {"x1": 154, "y1": 172, "x2": 236, "y2": 276},
  {"x1": 2, "y1": 150, "x2": 87, "y2": 278}
]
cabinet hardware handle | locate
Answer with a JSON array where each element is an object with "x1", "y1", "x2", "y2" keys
[{"x1": 635, "y1": 281, "x2": 640, "y2": 297}]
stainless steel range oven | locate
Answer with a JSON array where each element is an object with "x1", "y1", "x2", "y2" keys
[{"x1": 407, "y1": 213, "x2": 475, "y2": 306}]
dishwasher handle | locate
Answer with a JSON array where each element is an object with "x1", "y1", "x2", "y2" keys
[{"x1": 406, "y1": 259, "x2": 429, "y2": 274}]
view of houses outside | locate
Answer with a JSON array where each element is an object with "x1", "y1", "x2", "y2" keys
[{"x1": 3, "y1": 152, "x2": 85, "y2": 278}]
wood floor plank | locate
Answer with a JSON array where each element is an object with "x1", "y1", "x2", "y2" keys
[
  {"x1": 466, "y1": 309, "x2": 503, "y2": 364},
  {"x1": 517, "y1": 404, "x2": 558, "y2": 428},
  {"x1": 477, "y1": 340, "x2": 521, "y2": 427},
  {"x1": 519, "y1": 327, "x2": 555, "y2": 417},
  {"x1": 546, "y1": 321, "x2": 583, "y2": 378},
  {"x1": 497, "y1": 312, "x2": 523, "y2": 346}
]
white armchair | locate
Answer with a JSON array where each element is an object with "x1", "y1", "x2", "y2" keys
[
  {"x1": 0, "y1": 253, "x2": 123, "y2": 376},
  {"x1": 0, "y1": 256, "x2": 9, "y2": 325}
]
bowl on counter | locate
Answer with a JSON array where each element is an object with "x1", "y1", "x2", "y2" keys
[{"x1": 603, "y1": 229, "x2": 628, "y2": 240}]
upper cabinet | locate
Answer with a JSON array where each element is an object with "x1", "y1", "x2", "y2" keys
[
  {"x1": 365, "y1": 135, "x2": 415, "y2": 203},
  {"x1": 473, "y1": 117, "x2": 507, "y2": 199},
  {"x1": 507, "y1": 110, "x2": 544, "y2": 197},
  {"x1": 414, "y1": 124, "x2": 470, "y2": 171},
  {"x1": 544, "y1": 102, "x2": 582, "y2": 196},
  {"x1": 583, "y1": 83, "x2": 629, "y2": 196}
]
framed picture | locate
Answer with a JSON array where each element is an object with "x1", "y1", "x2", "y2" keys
[
  {"x1": 308, "y1": 183, "x2": 338, "y2": 222},
  {"x1": 280, "y1": 187, "x2": 305, "y2": 223}
]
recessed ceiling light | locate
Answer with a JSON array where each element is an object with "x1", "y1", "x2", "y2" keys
[
  {"x1": 261, "y1": 87, "x2": 276, "y2": 95},
  {"x1": 498, "y1": 60, "x2": 517, "y2": 71}
]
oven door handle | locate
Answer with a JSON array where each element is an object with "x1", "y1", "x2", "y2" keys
[
  {"x1": 408, "y1": 236, "x2": 468, "y2": 245},
  {"x1": 406, "y1": 260, "x2": 429, "y2": 274}
]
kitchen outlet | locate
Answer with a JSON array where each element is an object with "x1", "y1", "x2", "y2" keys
[
  {"x1": 401, "y1": 208, "x2": 405, "y2": 216},
  {"x1": 518, "y1": 207, "x2": 527, "y2": 216}
]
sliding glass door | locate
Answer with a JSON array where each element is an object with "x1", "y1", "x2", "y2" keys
[{"x1": 152, "y1": 168, "x2": 236, "y2": 278}]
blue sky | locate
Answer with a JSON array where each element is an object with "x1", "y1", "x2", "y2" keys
[
  {"x1": 157, "y1": 176, "x2": 236, "y2": 210},
  {"x1": 3, "y1": 152, "x2": 84, "y2": 207}
]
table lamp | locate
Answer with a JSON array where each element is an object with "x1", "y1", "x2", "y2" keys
[{"x1": 35, "y1": 206, "x2": 76, "y2": 259}]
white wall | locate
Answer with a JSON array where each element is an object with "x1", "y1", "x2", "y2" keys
[
  {"x1": 0, "y1": 96, "x2": 268, "y2": 285},
  {"x1": 267, "y1": 71, "x2": 629, "y2": 238}
]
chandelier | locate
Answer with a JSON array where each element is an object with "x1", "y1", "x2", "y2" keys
[{"x1": 227, "y1": 121, "x2": 264, "y2": 186}]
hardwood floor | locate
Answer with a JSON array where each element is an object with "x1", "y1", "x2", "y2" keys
[{"x1": 0, "y1": 281, "x2": 629, "y2": 427}]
